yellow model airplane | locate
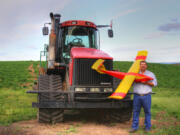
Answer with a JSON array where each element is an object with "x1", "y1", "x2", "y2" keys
[{"x1": 92, "y1": 50, "x2": 153, "y2": 100}]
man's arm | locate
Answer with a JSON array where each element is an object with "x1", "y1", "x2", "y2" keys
[
  {"x1": 141, "y1": 81, "x2": 154, "y2": 86},
  {"x1": 141, "y1": 72, "x2": 157, "y2": 87}
]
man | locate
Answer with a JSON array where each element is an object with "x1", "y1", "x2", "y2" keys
[{"x1": 129, "y1": 61, "x2": 157, "y2": 133}]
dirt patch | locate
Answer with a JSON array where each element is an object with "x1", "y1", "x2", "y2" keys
[
  {"x1": 28, "y1": 64, "x2": 37, "y2": 80},
  {"x1": 1, "y1": 118, "x2": 178, "y2": 135},
  {"x1": 154, "y1": 111, "x2": 180, "y2": 127},
  {"x1": 21, "y1": 64, "x2": 37, "y2": 88},
  {"x1": 1, "y1": 111, "x2": 179, "y2": 135},
  {"x1": 0, "y1": 111, "x2": 133, "y2": 135},
  {"x1": 4, "y1": 120, "x2": 131, "y2": 135},
  {"x1": 28, "y1": 64, "x2": 35, "y2": 76},
  {"x1": 0, "y1": 125, "x2": 25, "y2": 135},
  {"x1": 21, "y1": 82, "x2": 32, "y2": 88}
]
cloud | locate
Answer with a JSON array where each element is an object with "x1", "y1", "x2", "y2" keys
[
  {"x1": 171, "y1": 18, "x2": 178, "y2": 22},
  {"x1": 145, "y1": 18, "x2": 180, "y2": 39},
  {"x1": 111, "y1": 9, "x2": 138, "y2": 20},
  {"x1": 144, "y1": 32, "x2": 167, "y2": 39},
  {"x1": 0, "y1": 0, "x2": 72, "y2": 47},
  {"x1": 158, "y1": 22, "x2": 180, "y2": 32}
]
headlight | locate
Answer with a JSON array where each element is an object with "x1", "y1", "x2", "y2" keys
[
  {"x1": 90, "y1": 88, "x2": 100, "y2": 92},
  {"x1": 104, "y1": 88, "x2": 113, "y2": 92},
  {"x1": 75, "y1": 88, "x2": 86, "y2": 92}
]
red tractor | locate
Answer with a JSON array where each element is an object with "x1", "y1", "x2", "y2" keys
[{"x1": 28, "y1": 13, "x2": 133, "y2": 123}]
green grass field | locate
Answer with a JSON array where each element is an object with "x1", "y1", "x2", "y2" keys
[
  {"x1": 0, "y1": 61, "x2": 180, "y2": 134},
  {"x1": 0, "y1": 61, "x2": 38, "y2": 125},
  {"x1": 0, "y1": 61, "x2": 39, "y2": 89},
  {"x1": 0, "y1": 89, "x2": 37, "y2": 125}
]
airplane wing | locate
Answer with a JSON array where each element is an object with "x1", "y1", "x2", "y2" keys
[
  {"x1": 92, "y1": 50, "x2": 149, "y2": 100},
  {"x1": 134, "y1": 73, "x2": 153, "y2": 82},
  {"x1": 93, "y1": 69, "x2": 153, "y2": 83}
]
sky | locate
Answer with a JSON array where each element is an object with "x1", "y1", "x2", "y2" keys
[{"x1": 0, "y1": 0, "x2": 180, "y2": 63}]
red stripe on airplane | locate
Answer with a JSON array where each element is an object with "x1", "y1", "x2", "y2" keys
[
  {"x1": 135, "y1": 56, "x2": 147, "y2": 60},
  {"x1": 111, "y1": 92, "x2": 126, "y2": 98}
]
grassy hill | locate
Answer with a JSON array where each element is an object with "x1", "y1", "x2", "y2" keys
[
  {"x1": 0, "y1": 61, "x2": 180, "y2": 134},
  {"x1": 0, "y1": 61, "x2": 179, "y2": 89},
  {"x1": 0, "y1": 61, "x2": 39, "y2": 89}
]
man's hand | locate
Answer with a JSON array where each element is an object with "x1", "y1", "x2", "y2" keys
[
  {"x1": 141, "y1": 81, "x2": 154, "y2": 87},
  {"x1": 141, "y1": 81, "x2": 147, "y2": 84}
]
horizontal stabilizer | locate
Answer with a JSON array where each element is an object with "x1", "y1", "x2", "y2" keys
[
  {"x1": 91, "y1": 59, "x2": 106, "y2": 74},
  {"x1": 135, "y1": 50, "x2": 148, "y2": 60}
]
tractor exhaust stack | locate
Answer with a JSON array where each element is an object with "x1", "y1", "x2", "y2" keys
[{"x1": 48, "y1": 12, "x2": 61, "y2": 69}]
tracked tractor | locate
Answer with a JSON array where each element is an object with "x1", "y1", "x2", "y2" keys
[{"x1": 28, "y1": 13, "x2": 133, "y2": 123}]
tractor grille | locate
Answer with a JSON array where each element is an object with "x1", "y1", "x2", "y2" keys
[{"x1": 74, "y1": 59, "x2": 113, "y2": 86}]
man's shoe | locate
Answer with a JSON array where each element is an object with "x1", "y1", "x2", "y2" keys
[{"x1": 129, "y1": 128, "x2": 137, "y2": 133}]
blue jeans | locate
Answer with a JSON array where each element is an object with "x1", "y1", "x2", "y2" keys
[{"x1": 132, "y1": 94, "x2": 151, "y2": 130}]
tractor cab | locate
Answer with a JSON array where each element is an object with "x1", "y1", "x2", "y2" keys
[
  {"x1": 42, "y1": 16, "x2": 113, "y2": 65},
  {"x1": 60, "y1": 21, "x2": 98, "y2": 62}
]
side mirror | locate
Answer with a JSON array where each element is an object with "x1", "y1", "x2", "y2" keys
[
  {"x1": 46, "y1": 46, "x2": 49, "y2": 51},
  {"x1": 108, "y1": 29, "x2": 113, "y2": 38},
  {"x1": 42, "y1": 27, "x2": 49, "y2": 35}
]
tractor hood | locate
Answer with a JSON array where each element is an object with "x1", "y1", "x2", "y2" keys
[{"x1": 70, "y1": 47, "x2": 113, "y2": 60}]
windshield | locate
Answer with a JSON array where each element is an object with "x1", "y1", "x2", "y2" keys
[
  {"x1": 62, "y1": 26, "x2": 97, "y2": 49},
  {"x1": 63, "y1": 26, "x2": 98, "y2": 56},
  {"x1": 60, "y1": 26, "x2": 98, "y2": 63}
]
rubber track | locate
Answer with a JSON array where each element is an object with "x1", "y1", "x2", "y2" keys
[
  {"x1": 103, "y1": 77, "x2": 133, "y2": 122},
  {"x1": 38, "y1": 75, "x2": 64, "y2": 123},
  {"x1": 106, "y1": 108, "x2": 132, "y2": 122}
]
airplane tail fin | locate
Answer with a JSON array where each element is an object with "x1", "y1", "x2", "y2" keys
[{"x1": 91, "y1": 59, "x2": 106, "y2": 74}]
